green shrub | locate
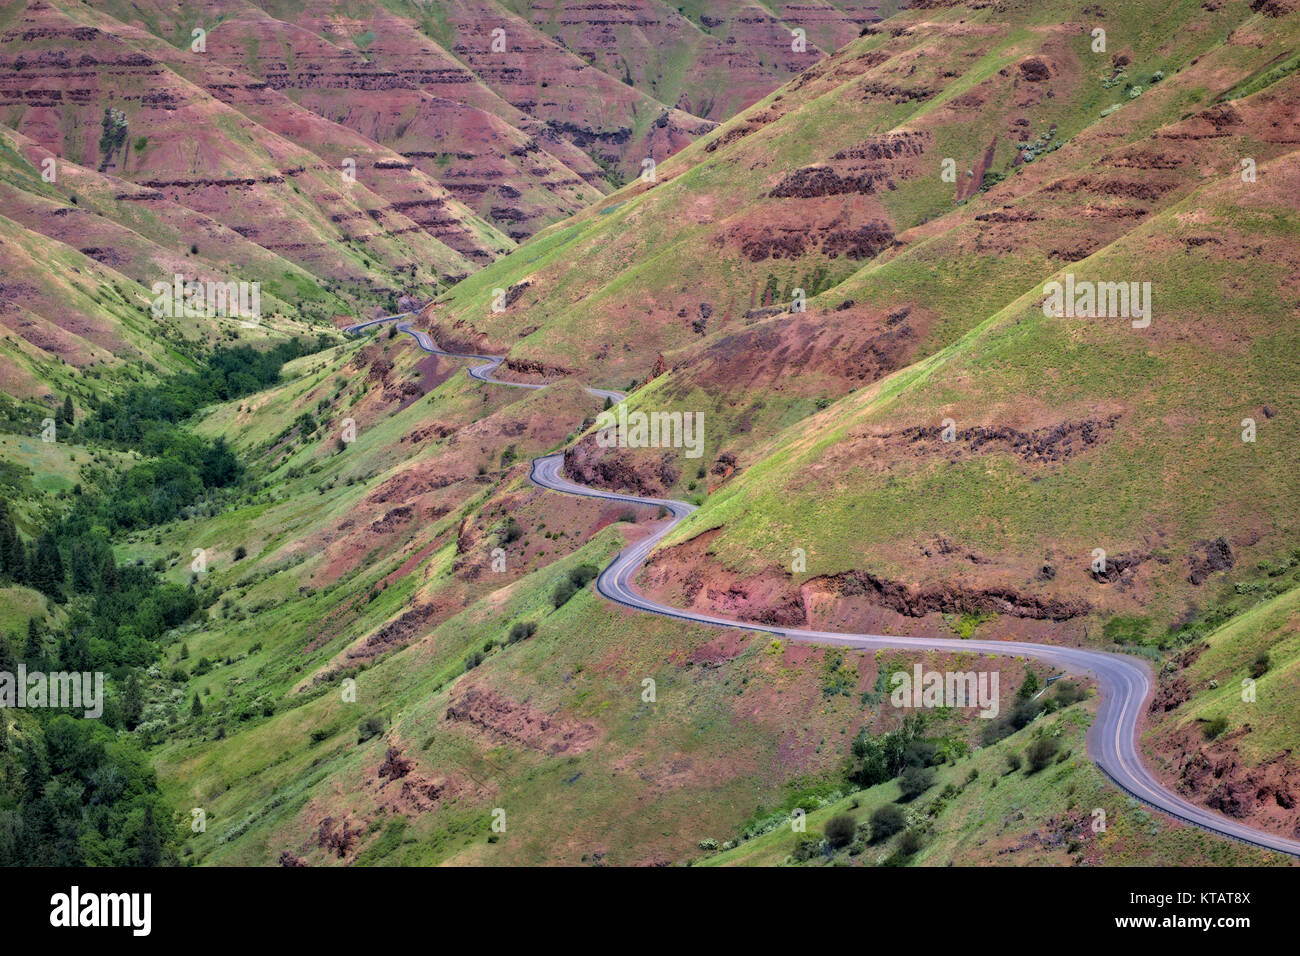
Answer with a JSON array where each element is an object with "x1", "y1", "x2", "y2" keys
[
  {"x1": 790, "y1": 836, "x2": 821, "y2": 862},
  {"x1": 870, "y1": 804, "x2": 906, "y2": 842},
  {"x1": 896, "y1": 829, "x2": 923, "y2": 856},
  {"x1": 1052, "y1": 680, "x2": 1085, "y2": 706},
  {"x1": 824, "y1": 813, "x2": 856, "y2": 848},
  {"x1": 1250, "y1": 652, "x2": 1270, "y2": 679},
  {"x1": 552, "y1": 578, "x2": 578, "y2": 608},
  {"x1": 1103, "y1": 614, "x2": 1150, "y2": 645},
  {"x1": 357, "y1": 715, "x2": 384, "y2": 743},
  {"x1": 1025, "y1": 736, "x2": 1060, "y2": 773},
  {"x1": 508, "y1": 621, "x2": 538, "y2": 644},
  {"x1": 1202, "y1": 715, "x2": 1229, "y2": 740},
  {"x1": 897, "y1": 766, "x2": 935, "y2": 801},
  {"x1": 553, "y1": 565, "x2": 599, "y2": 608}
]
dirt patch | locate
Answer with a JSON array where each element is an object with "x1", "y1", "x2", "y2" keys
[
  {"x1": 679, "y1": 307, "x2": 925, "y2": 394},
  {"x1": 1045, "y1": 176, "x2": 1176, "y2": 203},
  {"x1": 368, "y1": 741, "x2": 473, "y2": 815},
  {"x1": 444, "y1": 685, "x2": 598, "y2": 755},
  {"x1": 563, "y1": 435, "x2": 681, "y2": 497},
  {"x1": 861, "y1": 80, "x2": 937, "y2": 103},
  {"x1": 369, "y1": 505, "x2": 413, "y2": 535},
  {"x1": 1088, "y1": 549, "x2": 1154, "y2": 585},
  {"x1": 863, "y1": 414, "x2": 1122, "y2": 466},
  {"x1": 769, "y1": 131, "x2": 929, "y2": 198},
  {"x1": 959, "y1": 137, "x2": 998, "y2": 201},
  {"x1": 1251, "y1": 0, "x2": 1297, "y2": 15},
  {"x1": 366, "y1": 464, "x2": 463, "y2": 504},
  {"x1": 732, "y1": 216, "x2": 897, "y2": 263},
  {"x1": 810, "y1": 570, "x2": 1089, "y2": 621},
  {"x1": 1187, "y1": 536, "x2": 1234, "y2": 585},
  {"x1": 1150, "y1": 676, "x2": 1192, "y2": 713},
  {"x1": 1159, "y1": 722, "x2": 1300, "y2": 838},
  {"x1": 346, "y1": 601, "x2": 440, "y2": 662},
  {"x1": 402, "y1": 422, "x2": 457, "y2": 444},
  {"x1": 642, "y1": 527, "x2": 1089, "y2": 628},
  {"x1": 690, "y1": 630, "x2": 751, "y2": 665},
  {"x1": 314, "y1": 816, "x2": 363, "y2": 858},
  {"x1": 1017, "y1": 57, "x2": 1052, "y2": 82}
]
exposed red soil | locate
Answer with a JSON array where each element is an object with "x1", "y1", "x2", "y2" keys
[
  {"x1": 368, "y1": 741, "x2": 475, "y2": 816},
  {"x1": 1154, "y1": 723, "x2": 1300, "y2": 839},
  {"x1": 731, "y1": 215, "x2": 898, "y2": 263},
  {"x1": 639, "y1": 526, "x2": 1094, "y2": 638},
  {"x1": 769, "y1": 131, "x2": 930, "y2": 198},
  {"x1": 563, "y1": 437, "x2": 682, "y2": 498},
  {"x1": 288, "y1": 736, "x2": 482, "y2": 863},
  {"x1": 876, "y1": 414, "x2": 1123, "y2": 465},
  {"x1": 444, "y1": 684, "x2": 598, "y2": 756},
  {"x1": 1187, "y1": 536, "x2": 1235, "y2": 586},
  {"x1": 345, "y1": 601, "x2": 443, "y2": 662}
]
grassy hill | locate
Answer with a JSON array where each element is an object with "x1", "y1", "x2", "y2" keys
[
  {"x1": 0, "y1": 0, "x2": 1296, "y2": 868},
  {"x1": 701, "y1": 698, "x2": 1286, "y2": 866}
]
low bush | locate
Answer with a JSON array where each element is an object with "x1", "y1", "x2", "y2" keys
[
  {"x1": 1025, "y1": 736, "x2": 1060, "y2": 773},
  {"x1": 824, "y1": 813, "x2": 856, "y2": 848},
  {"x1": 870, "y1": 804, "x2": 906, "y2": 842},
  {"x1": 897, "y1": 766, "x2": 935, "y2": 801}
]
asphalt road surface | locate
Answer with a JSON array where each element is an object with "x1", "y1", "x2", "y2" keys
[{"x1": 347, "y1": 314, "x2": 1300, "y2": 858}]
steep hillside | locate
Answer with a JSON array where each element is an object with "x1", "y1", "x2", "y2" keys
[
  {"x1": 0, "y1": 0, "x2": 1296, "y2": 871},
  {"x1": 702, "y1": 697, "x2": 1283, "y2": 866},
  {"x1": 0, "y1": 0, "x2": 505, "y2": 275},
  {"x1": 424, "y1": 0, "x2": 1291, "y2": 389},
  {"x1": 93, "y1": 0, "x2": 610, "y2": 238},
  {"x1": 1145, "y1": 568, "x2": 1300, "y2": 840},
  {"x1": 642, "y1": 140, "x2": 1300, "y2": 641}
]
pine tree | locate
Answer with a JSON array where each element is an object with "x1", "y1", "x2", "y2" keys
[
  {"x1": 24, "y1": 618, "x2": 43, "y2": 665},
  {"x1": 31, "y1": 533, "x2": 63, "y2": 599},
  {"x1": 0, "y1": 504, "x2": 16, "y2": 579},
  {"x1": 122, "y1": 673, "x2": 143, "y2": 729},
  {"x1": 190, "y1": 694, "x2": 203, "y2": 717},
  {"x1": 99, "y1": 553, "x2": 118, "y2": 593},
  {"x1": 59, "y1": 395, "x2": 74, "y2": 426},
  {"x1": 69, "y1": 540, "x2": 95, "y2": 594},
  {"x1": 137, "y1": 806, "x2": 162, "y2": 867},
  {"x1": 59, "y1": 631, "x2": 90, "y2": 672}
]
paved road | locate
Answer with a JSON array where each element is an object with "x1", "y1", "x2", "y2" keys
[
  {"x1": 346, "y1": 315, "x2": 623, "y2": 402},
  {"x1": 348, "y1": 314, "x2": 1300, "y2": 859}
]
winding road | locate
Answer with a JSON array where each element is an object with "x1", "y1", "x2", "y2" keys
[{"x1": 347, "y1": 314, "x2": 1300, "y2": 859}]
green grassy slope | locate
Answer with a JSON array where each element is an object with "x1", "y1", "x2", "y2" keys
[
  {"x1": 701, "y1": 699, "x2": 1287, "y2": 866},
  {"x1": 3, "y1": 0, "x2": 1296, "y2": 869},
  {"x1": 659, "y1": 141, "x2": 1300, "y2": 628}
]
